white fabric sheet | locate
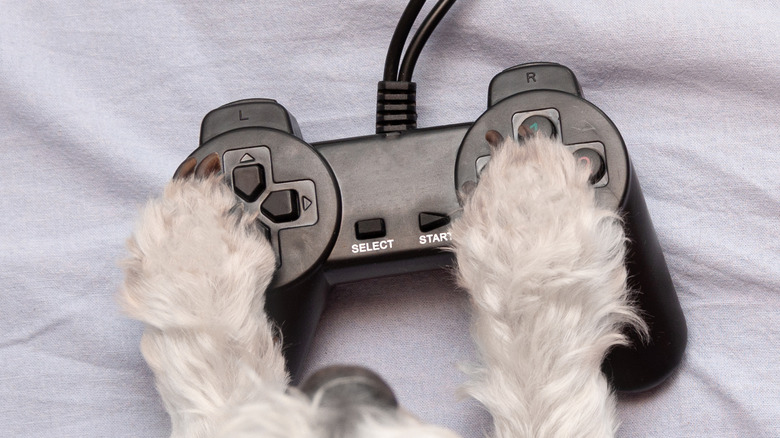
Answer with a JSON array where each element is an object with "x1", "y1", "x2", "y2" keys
[{"x1": 2, "y1": 1, "x2": 779, "y2": 436}]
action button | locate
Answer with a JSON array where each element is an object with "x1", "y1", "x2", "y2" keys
[
  {"x1": 520, "y1": 115, "x2": 556, "y2": 138},
  {"x1": 573, "y1": 148, "x2": 606, "y2": 184},
  {"x1": 261, "y1": 190, "x2": 301, "y2": 223},
  {"x1": 419, "y1": 212, "x2": 450, "y2": 232},
  {"x1": 355, "y1": 219, "x2": 386, "y2": 240},
  {"x1": 233, "y1": 164, "x2": 266, "y2": 202}
]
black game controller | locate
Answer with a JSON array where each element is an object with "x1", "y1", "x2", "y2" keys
[{"x1": 179, "y1": 62, "x2": 686, "y2": 392}]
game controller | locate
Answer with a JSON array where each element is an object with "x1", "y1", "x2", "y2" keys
[{"x1": 177, "y1": 62, "x2": 687, "y2": 392}]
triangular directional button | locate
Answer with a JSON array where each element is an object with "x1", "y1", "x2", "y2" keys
[
  {"x1": 302, "y1": 196, "x2": 312, "y2": 211},
  {"x1": 240, "y1": 153, "x2": 255, "y2": 163}
]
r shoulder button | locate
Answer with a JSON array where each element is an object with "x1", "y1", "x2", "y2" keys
[
  {"x1": 488, "y1": 62, "x2": 582, "y2": 106},
  {"x1": 419, "y1": 212, "x2": 450, "y2": 232}
]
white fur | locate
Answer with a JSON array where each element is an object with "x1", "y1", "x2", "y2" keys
[
  {"x1": 119, "y1": 135, "x2": 643, "y2": 437},
  {"x1": 450, "y1": 135, "x2": 645, "y2": 438},
  {"x1": 120, "y1": 176, "x2": 288, "y2": 437},
  {"x1": 119, "y1": 176, "x2": 455, "y2": 437}
]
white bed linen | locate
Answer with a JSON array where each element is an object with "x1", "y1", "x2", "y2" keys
[{"x1": 2, "y1": 1, "x2": 779, "y2": 436}]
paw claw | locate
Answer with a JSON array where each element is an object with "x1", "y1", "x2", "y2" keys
[
  {"x1": 485, "y1": 130, "x2": 505, "y2": 148},
  {"x1": 195, "y1": 152, "x2": 222, "y2": 177},
  {"x1": 458, "y1": 180, "x2": 478, "y2": 205},
  {"x1": 516, "y1": 124, "x2": 535, "y2": 141},
  {"x1": 173, "y1": 157, "x2": 197, "y2": 179}
]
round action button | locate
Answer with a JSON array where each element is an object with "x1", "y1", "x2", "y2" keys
[
  {"x1": 520, "y1": 115, "x2": 556, "y2": 138},
  {"x1": 573, "y1": 148, "x2": 605, "y2": 184}
]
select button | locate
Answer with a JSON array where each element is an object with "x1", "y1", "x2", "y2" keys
[{"x1": 355, "y1": 218, "x2": 386, "y2": 240}]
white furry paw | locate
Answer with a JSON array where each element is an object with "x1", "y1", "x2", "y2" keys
[
  {"x1": 451, "y1": 133, "x2": 644, "y2": 438},
  {"x1": 120, "y1": 175, "x2": 276, "y2": 330},
  {"x1": 452, "y1": 133, "x2": 639, "y2": 335},
  {"x1": 119, "y1": 172, "x2": 287, "y2": 438}
]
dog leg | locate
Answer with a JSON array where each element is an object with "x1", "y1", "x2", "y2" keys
[
  {"x1": 451, "y1": 134, "x2": 645, "y2": 438},
  {"x1": 119, "y1": 165, "x2": 310, "y2": 437}
]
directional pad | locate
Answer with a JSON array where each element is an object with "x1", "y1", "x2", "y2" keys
[
  {"x1": 232, "y1": 164, "x2": 266, "y2": 202},
  {"x1": 223, "y1": 147, "x2": 319, "y2": 238},
  {"x1": 261, "y1": 189, "x2": 300, "y2": 223}
]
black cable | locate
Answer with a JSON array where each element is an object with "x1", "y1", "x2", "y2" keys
[
  {"x1": 377, "y1": 0, "x2": 457, "y2": 133},
  {"x1": 397, "y1": 0, "x2": 457, "y2": 82},
  {"x1": 383, "y1": 0, "x2": 427, "y2": 81}
]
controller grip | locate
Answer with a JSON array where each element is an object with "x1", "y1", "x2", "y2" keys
[
  {"x1": 264, "y1": 271, "x2": 330, "y2": 385},
  {"x1": 603, "y1": 163, "x2": 687, "y2": 392}
]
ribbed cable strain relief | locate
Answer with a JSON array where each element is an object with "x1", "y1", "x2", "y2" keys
[{"x1": 376, "y1": 81, "x2": 417, "y2": 133}]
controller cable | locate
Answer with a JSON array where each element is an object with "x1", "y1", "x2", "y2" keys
[
  {"x1": 376, "y1": 0, "x2": 457, "y2": 133},
  {"x1": 382, "y1": 0, "x2": 427, "y2": 83}
]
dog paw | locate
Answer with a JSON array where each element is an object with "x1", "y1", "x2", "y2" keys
[
  {"x1": 451, "y1": 132, "x2": 633, "y2": 321},
  {"x1": 452, "y1": 132, "x2": 645, "y2": 438},
  {"x1": 119, "y1": 157, "x2": 277, "y2": 331}
]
